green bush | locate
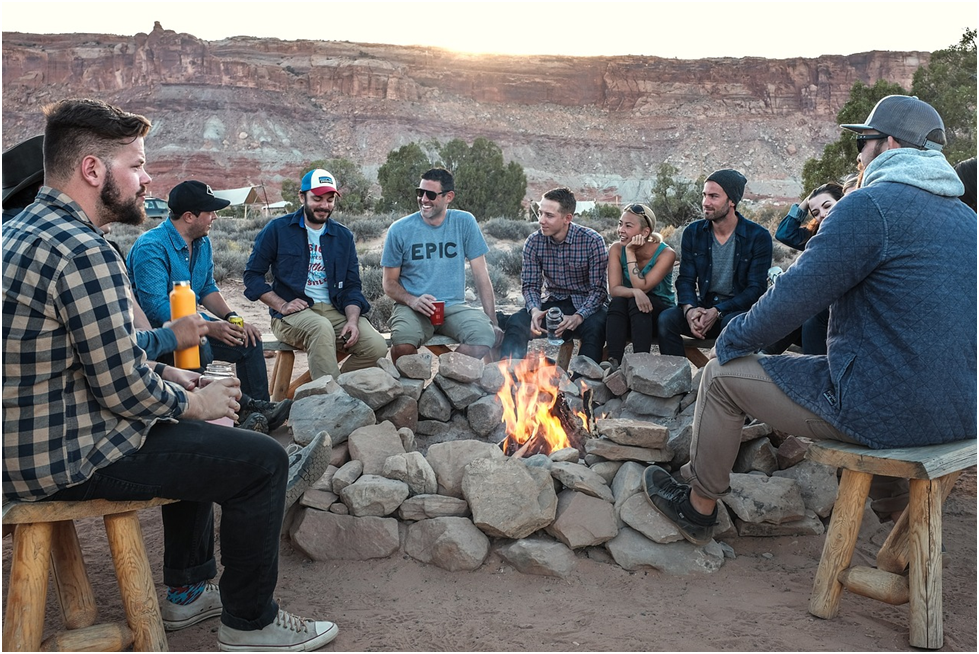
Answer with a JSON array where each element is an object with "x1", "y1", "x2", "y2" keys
[
  {"x1": 367, "y1": 295, "x2": 394, "y2": 332},
  {"x1": 358, "y1": 250, "x2": 383, "y2": 269},
  {"x1": 347, "y1": 218, "x2": 389, "y2": 243},
  {"x1": 359, "y1": 267, "x2": 385, "y2": 302}
]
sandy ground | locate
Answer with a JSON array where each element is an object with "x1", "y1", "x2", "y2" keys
[{"x1": 3, "y1": 282, "x2": 976, "y2": 652}]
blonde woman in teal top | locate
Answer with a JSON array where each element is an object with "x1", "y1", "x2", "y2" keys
[{"x1": 606, "y1": 204, "x2": 676, "y2": 367}]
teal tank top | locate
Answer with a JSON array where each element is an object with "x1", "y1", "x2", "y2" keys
[{"x1": 620, "y1": 242, "x2": 676, "y2": 306}]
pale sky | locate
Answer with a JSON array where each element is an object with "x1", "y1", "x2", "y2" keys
[{"x1": 1, "y1": 1, "x2": 976, "y2": 59}]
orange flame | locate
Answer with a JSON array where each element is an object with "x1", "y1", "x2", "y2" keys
[{"x1": 497, "y1": 353, "x2": 573, "y2": 455}]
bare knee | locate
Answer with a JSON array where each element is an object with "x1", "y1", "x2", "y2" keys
[{"x1": 391, "y1": 344, "x2": 417, "y2": 363}]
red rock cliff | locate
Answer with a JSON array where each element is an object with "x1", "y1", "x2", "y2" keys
[{"x1": 2, "y1": 22, "x2": 927, "y2": 203}]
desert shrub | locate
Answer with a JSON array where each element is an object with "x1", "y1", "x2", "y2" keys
[
  {"x1": 367, "y1": 295, "x2": 394, "y2": 332},
  {"x1": 347, "y1": 218, "x2": 389, "y2": 243},
  {"x1": 358, "y1": 250, "x2": 383, "y2": 269},
  {"x1": 359, "y1": 267, "x2": 385, "y2": 301},
  {"x1": 485, "y1": 244, "x2": 523, "y2": 278},
  {"x1": 482, "y1": 217, "x2": 537, "y2": 241},
  {"x1": 464, "y1": 266, "x2": 512, "y2": 301}
]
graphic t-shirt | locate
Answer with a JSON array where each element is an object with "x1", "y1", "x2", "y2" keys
[
  {"x1": 305, "y1": 223, "x2": 331, "y2": 305},
  {"x1": 380, "y1": 210, "x2": 489, "y2": 306}
]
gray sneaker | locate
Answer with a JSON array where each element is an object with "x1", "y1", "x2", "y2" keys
[
  {"x1": 161, "y1": 581, "x2": 222, "y2": 631},
  {"x1": 284, "y1": 431, "x2": 332, "y2": 510},
  {"x1": 217, "y1": 608, "x2": 338, "y2": 652},
  {"x1": 641, "y1": 465, "x2": 716, "y2": 546}
]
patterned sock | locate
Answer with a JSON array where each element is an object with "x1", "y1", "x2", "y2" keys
[{"x1": 166, "y1": 580, "x2": 206, "y2": 605}]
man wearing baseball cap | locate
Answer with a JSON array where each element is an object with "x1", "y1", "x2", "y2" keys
[
  {"x1": 642, "y1": 96, "x2": 976, "y2": 547},
  {"x1": 128, "y1": 180, "x2": 292, "y2": 432},
  {"x1": 657, "y1": 168, "x2": 773, "y2": 357},
  {"x1": 244, "y1": 168, "x2": 387, "y2": 383}
]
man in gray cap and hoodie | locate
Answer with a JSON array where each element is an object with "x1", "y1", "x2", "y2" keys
[
  {"x1": 657, "y1": 168, "x2": 773, "y2": 356},
  {"x1": 642, "y1": 96, "x2": 976, "y2": 546}
]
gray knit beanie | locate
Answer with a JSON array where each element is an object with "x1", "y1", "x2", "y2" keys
[{"x1": 705, "y1": 169, "x2": 747, "y2": 206}]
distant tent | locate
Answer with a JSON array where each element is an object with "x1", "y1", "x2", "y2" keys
[{"x1": 212, "y1": 185, "x2": 270, "y2": 219}]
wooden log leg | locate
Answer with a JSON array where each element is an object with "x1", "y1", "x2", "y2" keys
[
  {"x1": 4, "y1": 522, "x2": 55, "y2": 651},
  {"x1": 104, "y1": 512, "x2": 168, "y2": 652},
  {"x1": 286, "y1": 370, "x2": 313, "y2": 400},
  {"x1": 50, "y1": 520, "x2": 98, "y2": 629},
  {"x1": 877, "y1": 471, "x2": 960, "y2": 574},
  {"x1": 809, "y1": 468, "x2": 872, "y2": 619},
  {"x1": 684, "y1": 346, "x2": 709, "y2": 368},
  {"x1": 556, "y1": 341, "x2": 574, "y2": 370},
  {"x1": 908, "y1": 478, "x2": 944, "y2": 649},
  {"x1": 270, "y1": 350, "x2": 295, "y2": 402}
]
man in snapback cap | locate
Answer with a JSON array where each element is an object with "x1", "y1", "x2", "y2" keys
[
  {"x1": 245, "y1": 168, "x2": 387, "y2": 382},
  {"x1": 128, "y1": 180, "x2": 292, "y2": 432},
  {"x1": 641, "y1": 96, "x2": 975, "y2": 546}
]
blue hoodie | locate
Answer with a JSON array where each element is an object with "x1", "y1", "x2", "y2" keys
[{"x1": 716, "y1": 148, "x2": 976, "y2": 447}]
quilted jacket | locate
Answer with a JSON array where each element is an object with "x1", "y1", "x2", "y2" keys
[{"x1": 716, "y1": 148, "x2": 976, "y2": 447}]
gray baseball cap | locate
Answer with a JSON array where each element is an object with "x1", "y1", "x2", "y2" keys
[{"x1": 841, "y1": 95, "x2": 945, "y2": 151}]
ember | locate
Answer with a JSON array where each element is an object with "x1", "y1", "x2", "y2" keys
[{"x1": 497, "y1": 353, "x2": 590, "y2": 457}]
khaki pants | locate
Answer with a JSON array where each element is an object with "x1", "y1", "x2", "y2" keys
[
  {"x1": 272, "y1": 303, "x2": 388, "y2": 381},
  {"x1": 682, "y1": 355, "x2": 907, "y2": 513}
]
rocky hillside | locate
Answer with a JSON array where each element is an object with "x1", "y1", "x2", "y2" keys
[{"x1": 2, "y1": 22, "x2": 927, "y2": 204}]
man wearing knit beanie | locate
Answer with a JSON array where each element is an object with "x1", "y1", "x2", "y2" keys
[{"x1": 656, "y1": 168, "x2": 772, "y2": 357}]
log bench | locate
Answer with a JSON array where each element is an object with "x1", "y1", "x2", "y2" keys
[
  {"x1": 806, "y1": 438, "x2": 977, "y2": 649},
  {"x1": 2, "y1": 497, "x2": 177, "y2": 652}
]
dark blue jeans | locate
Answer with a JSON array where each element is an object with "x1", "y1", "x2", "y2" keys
[
  {"x1": 46, "y1": 420, "x2": 287, "y2": 631},
  {"x1": 657, "y1": 305, "x2": 741, "y2": 356},
  {"x1": 203, "y1": 337, "x2": 270, "y2": 402},
  {"x1": 500, "y1": 298, "x2": 607, "y2": 363}
]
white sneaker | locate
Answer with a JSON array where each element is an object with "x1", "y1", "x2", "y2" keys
[
  {"x1": 217, "y1": 609, "x2": 339, "y2": 652},
  {"x1": 161, "y1": 581, "x2": 222, "y2": 631}
]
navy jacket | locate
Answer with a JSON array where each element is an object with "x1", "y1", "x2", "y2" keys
[
  {"x1": 244, "y1": 208, "x2": 370, "y2": 318},
  {"x1": 675, "y1": 212, "x2": 772, "y2": 314}
]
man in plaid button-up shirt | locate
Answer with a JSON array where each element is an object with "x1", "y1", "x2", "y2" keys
[
  {"x1": 500, "y1": 187, "x2": 609, "y2": 363},
  {"x1": 2, "y1": 98, "x2": 339, "y2": 650}
]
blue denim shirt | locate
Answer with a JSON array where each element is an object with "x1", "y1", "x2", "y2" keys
[
  {"x1": 126, "y1": 219, "x2": 220, "y2": 327},
  {"x1": 675, "y1": 212, "x2": 772, "y2": 314},
  {"x1": 243, "y1": 208, "x2": 370, "y2": 318}
]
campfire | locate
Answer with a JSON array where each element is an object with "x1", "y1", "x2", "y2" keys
[{"x1": 496, "y1": 353, "x2": 591, "y2": 458}]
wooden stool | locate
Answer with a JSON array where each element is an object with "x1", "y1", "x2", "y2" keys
[
  {"x1": 806, "y1": 438, "x2": 977, "y2": 649},
  {"x1": 3, "y1": 497, "x2": 176, "y2": 652}
]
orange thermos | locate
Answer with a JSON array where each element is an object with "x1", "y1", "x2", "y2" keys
[{"x1": 170, "y1": 281, "x2": 199, "y2": 369}]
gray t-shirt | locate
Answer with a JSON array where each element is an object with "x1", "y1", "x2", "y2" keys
[
  {"x1": 709, "y1": 233, "x2": 736, "y2": 303},
  {"x1": 381, "y1": 209, "x2": 489, "y2": 306}
]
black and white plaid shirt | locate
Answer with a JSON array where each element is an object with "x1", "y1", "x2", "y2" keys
[{"x1": 3, "y1": 187, "x2": 189, "y2": 501}]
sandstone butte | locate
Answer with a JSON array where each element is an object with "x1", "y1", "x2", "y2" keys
[{"x1": 1, "y1": 21, "x2": 927, "y2": 204}]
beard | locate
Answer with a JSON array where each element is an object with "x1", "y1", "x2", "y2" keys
[
  {"x1": 304, "y1": 202, "x2": 332, "y2": 225},
  {"x1": 99, "y1": 168, "x2": 146, "y2": 226}
]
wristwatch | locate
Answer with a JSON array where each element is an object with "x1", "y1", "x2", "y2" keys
[{"x1": 223, "y1": 311, "x2": 239, "y2": 321}]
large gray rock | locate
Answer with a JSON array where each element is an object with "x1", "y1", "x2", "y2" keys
[
  {"x1": 438, "y1": 352, "x2": 485, "y2": 383},
  {"x1": 611, "y1": 461, "x2": 645, "y2": 518},
  {"x1": 397, "y1": 494, "x2": 470, "y2": 521},
  {"x1": 772, "y1": 459, "x2": 839, "y2": 518},
  {"x1": 740, "y1": 420, "x2": 773, "y2": 443},
  {"x1": 589, "y1": 461, "x2": 623, "y2": 485},
  {"x1": 289, "y1": 510, "x2": 399, "y2": 560},
  {"x1": 578, "y1": 379, "x2": 613, "y2": 406},
  {"x1": 497, "y1": 537, "x2": 577, "y2": 578},
  {"x1": 399, "y1": 377, "x2": 425, "y2": 401},
  {"x1": 545, "y1": 490, "x2": 618, "y2": 549},
  {"x1": 548, "y1": 447, "x2": 580, "y2": 463},
  {"x1": 294, "y1": 374, "x2": 341, "y2": 401},
  {"x1": 596, "y1": 418, "x2": 669, "y2": 448},
  {"x1": 667, "y1": 420, "x2": 694, "y2": 468},
  {"x1": 479, "y1": 364, "x2": 506, "y2": 393},
  {"x1": 776, "y1": 435, "x2": 811, "y2": 469},
  {"x1": 397, "y1": 427, "x2": 416, "y2": 453},
  {"x1": 375, "y1": 395, "x2": 419, "y2": 432},
  {"x1": 414, "y1": 415, "x2": 488, "y2": 453},
  {"x1": 347, "y1": 421, "x2": 407, "y2": 475},
  {"x1": 568, "y1": 355, "x2": 604, "y2": 380},
  {"x1": 311, "y1": 465, "x2": 339, "y2": 491},
  {"x1": 605, "y1": 526, "x2": 724, "y2": 574},
  {"x1": 395, "y1": 352, "x2": 434, "y2": 380},
  {"x1": 426, "y1": 440, "x2": 505, "y2": 498},
  {"x1": 736, "y1": 509, "x2": 826, "y2": 537},
  {"x1": 622, "y1": 353, "x2": 693, "y2": 398},
  {"x1": 585, "y1": 438, "x2": 670, "y2": 463},
  {"x1": 604, "y1": 369, "x2": 629, "y2": 396},
  {"x1": 733, "y1": 437, "x2": 779, "y2": 475},
  {"x1": 418, "y1": 383, "x2": 452, "y2": 422},
  {"x1": 721, "y1": 474, "x2": 806, "y2": 524},
  {"x1": 433, "y1": 374, "x2": 486, "y2": 410},
  {"x1": 619, "y1": 493, "x2": 683, "y2": 544},
  {"x1": 622, "y1": 391, "x2": 682, "y2": 418},
  {"x1": 290, "y1": 393, "x2": 375, "y2": 446},
  {"x1": 376, "y1": 357, "x2": 400, "y2": 379},
  {"x1": 339, "y1": 474, "x2": 410, "y2": 517},
  {"x1": 337, "y1": 368, "x2": 403, "y2": 410},
  {"x1": 549, "y1": 462, "x2": 615, "y2": 502},
  {"x1": 467, "y1": 395, "x2": 505, "y2": 436},
  {"x1": 381, "y1": 451, "x2": 438, "y2": 496},
  {"x1": 462, "y1": 457, "x2": 558, "y2": 539},
  {"x1": 299, "y1": 489, "x2": 338, "y2": 512},
  {"x1": 331, "y1": 460, "x2": 363, "y2": 494},
  {"x1": 404, "y1": 517, "x2": 489, "y2": 571}
]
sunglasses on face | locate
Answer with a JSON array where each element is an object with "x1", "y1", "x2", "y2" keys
[
  {"x1": 415, "y1": 188, "x2": 450, "y2": 201},
  {"x1": 855, "y1": 134, "x2": 888, "y2": 153}
]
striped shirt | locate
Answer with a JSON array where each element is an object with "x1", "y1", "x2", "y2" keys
[
  {"x1": 3, "y1": 187, "x2": 188, "y2": 501},
  {"x1": 520, "y1": 222, "x2": 609, "y2": 319}
]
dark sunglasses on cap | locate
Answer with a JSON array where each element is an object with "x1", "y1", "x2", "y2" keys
[
  {"x1": 855, "y1": 133, "x2": 888, "y2": 153},
  {"x1": 415, "y1": 188, "x2": 451, "y2": 201}
]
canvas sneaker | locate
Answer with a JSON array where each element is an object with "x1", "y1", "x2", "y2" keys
[
  {"x1": 162, "y1": 581, "x2": 222, "y2": 631},
  {"x1": 641, "y1": 465, "x2": 717, "y2": 546},
  {"x1": 284, "y1": 431, "x2": 332, "y2": 510},
  {"x1": 217, "y1": 608, "x2": 338, "y2": 652}
]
